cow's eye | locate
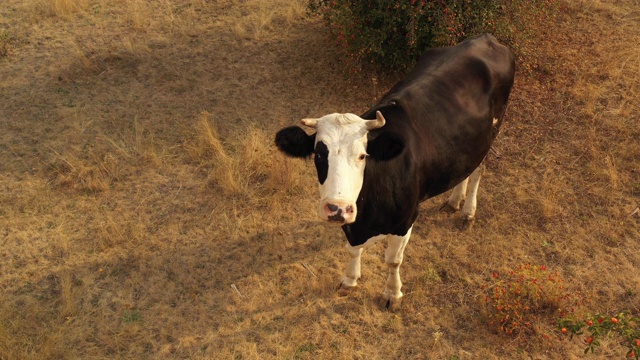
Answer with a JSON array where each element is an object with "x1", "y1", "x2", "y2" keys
[{"x1": 358, "y1": 154, "x2": 368, "y2": 161}]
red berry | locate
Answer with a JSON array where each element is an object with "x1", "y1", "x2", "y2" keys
[
  {"x1": 598, "y1": 318, "x2": 604, "y2": 323},
  {"x1": 611, "y1": 317, "x2": 619, "y2": 324},
  {"x1": 586, "y1": 337, "x2": 593, "y2": 344},
  {"x1": 586, "y1": 320, "x2": 593, "y2": 326},
  {"x1": 635, "y1": 339, "x2": 640, "y2": 347},
  {"x1": 561, "y1": 327, "x2": 568, "y2": 334}
]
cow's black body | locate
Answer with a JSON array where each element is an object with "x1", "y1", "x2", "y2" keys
[{"x1": 342, "y1": 34, "x2": 515, "y2": 246}]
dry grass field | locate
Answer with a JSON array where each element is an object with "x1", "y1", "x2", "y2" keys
[{"x1": 1, "y1": 0, "x2": 639, "y2": 359}]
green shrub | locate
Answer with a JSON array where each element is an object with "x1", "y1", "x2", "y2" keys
[
  {"x1": 308, "y1": 0, "x2": 557, "y2": 72},
  {"x1": 558, "y1": 312, "x2": 640, "y2": 358}
]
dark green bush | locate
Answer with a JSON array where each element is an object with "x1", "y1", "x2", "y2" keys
[{"x1": 308, "y1": 0, "x2": 557, "y2": 72}]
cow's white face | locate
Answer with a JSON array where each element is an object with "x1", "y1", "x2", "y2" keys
[{"x1": 301, "y1": 112, "x2": 386, "y2": 224}]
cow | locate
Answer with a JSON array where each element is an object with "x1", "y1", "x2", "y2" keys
[{"x1": 275, "y1": 34, "x2": 515, "y2": 310}]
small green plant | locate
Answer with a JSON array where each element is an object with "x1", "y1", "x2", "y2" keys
[
  {"x1": 121, "y1": 310, "x2": 142, "y2": 323},
  {"x1": 294, "y1": 343, "x2": 317, "y2": 358},
  {"x1": 483, "y1": 264, "x2": 586, "y2": 335},
  {"x1": 558, "y1": 312, "x2": 640, "y2": 358}
]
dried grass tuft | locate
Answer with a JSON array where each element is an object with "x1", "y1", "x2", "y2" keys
[
  {"x1": 47, "y1": 155, "x2": 111, "y2": 193},
  {"x1": 191, "y1": 112, "x2": 242, "y2": 195},
  {"x1": 63, "y1": 37, "x2": 149, "y2": 80},
  {"x1": 29, "y1": 0, "x2": 87, "y2": 19},
  {"x1": 188, "y1": 112, "x2": 311, "y2": 207},
  {"x1": 232, "y1": 0, "x2": 307, "y2": 40}
]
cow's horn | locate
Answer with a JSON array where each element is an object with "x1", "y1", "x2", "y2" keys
[
  {"x1": 367, "y1": 111, "x2": 386, "y2": 130},
  {"x1": 300, "y1": 118, "x2": 318, "y2": 128}
]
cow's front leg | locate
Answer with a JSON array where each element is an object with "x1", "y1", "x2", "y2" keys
[
  {"x1": 381, "y1": 226, "x2": 412, "y2": 310},
  {"x1": 338, "y1": 244, "x2": 363, "y2": 295}
]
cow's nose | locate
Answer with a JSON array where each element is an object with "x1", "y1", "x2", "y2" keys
[
  {"x1": 324, "y1": 203, "x2": 354, "y2": 222},
  {"x1": 327, "y1": 203, "x2": 339, "y2": 213}
]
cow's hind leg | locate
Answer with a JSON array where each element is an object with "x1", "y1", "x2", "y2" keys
[
  {"x1": 459, "y1": 163, "x2": 485, "y2": 230},
  {"x1": 440, "y1": 178, "x2": 469, "y2": 213},
  {"x1": 381, "y1": 226, "x2": 412, "y2": 311}
]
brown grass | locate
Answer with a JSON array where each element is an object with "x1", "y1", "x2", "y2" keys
[
  {"x1": 0, "y1": 0, "x2": 639, "y2": 359},
  {"x1": 28, "y1": 0, "x2": 87, "y2": 19}
]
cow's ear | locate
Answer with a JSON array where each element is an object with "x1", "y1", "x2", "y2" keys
[
  {"x1": 275, "y1": 126, "x2": 316, "y2": 158},
  {"x1": 367, "y1": 131, "x2": 404, "y2": 161}
]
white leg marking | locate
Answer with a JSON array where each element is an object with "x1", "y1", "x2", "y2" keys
[
  {"x1": 382, "y1": 226, "x2": 412, "y2": 306},
  {"x1": 341, "y1": 244, "x2": 363, "y2": 287},
  {"x1": 340, "y1": 234, "x2": 384, "y2": 289},
  {"x1": 447, "y1": 177, "x2": 469, "y2": 210},
  {"x1": 461, "y1": 164, "x2": 485, "y2": 221}
]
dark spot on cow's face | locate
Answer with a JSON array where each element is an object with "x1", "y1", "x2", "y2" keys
[
  {"x1": 327, "y1": 212, "x2": 345, "y2": 222},
  {"x1": 314, "y1": 141, "x2": 329, "y2": 184},
  {"x1": 326, "y1": 203, "x2": 339, "y2": 212}
]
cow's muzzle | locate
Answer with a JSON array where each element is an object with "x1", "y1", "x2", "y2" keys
[{"x1": 322, "y1": 201, "x2": 356, "y2": 224}]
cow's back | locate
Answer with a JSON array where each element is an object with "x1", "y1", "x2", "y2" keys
[
  {"x1": 346, "y1": 34, "x2": 515, "y2": 244},
  {"x1": 363, "y1": 34, "x2": 514, "y2": 197}
]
